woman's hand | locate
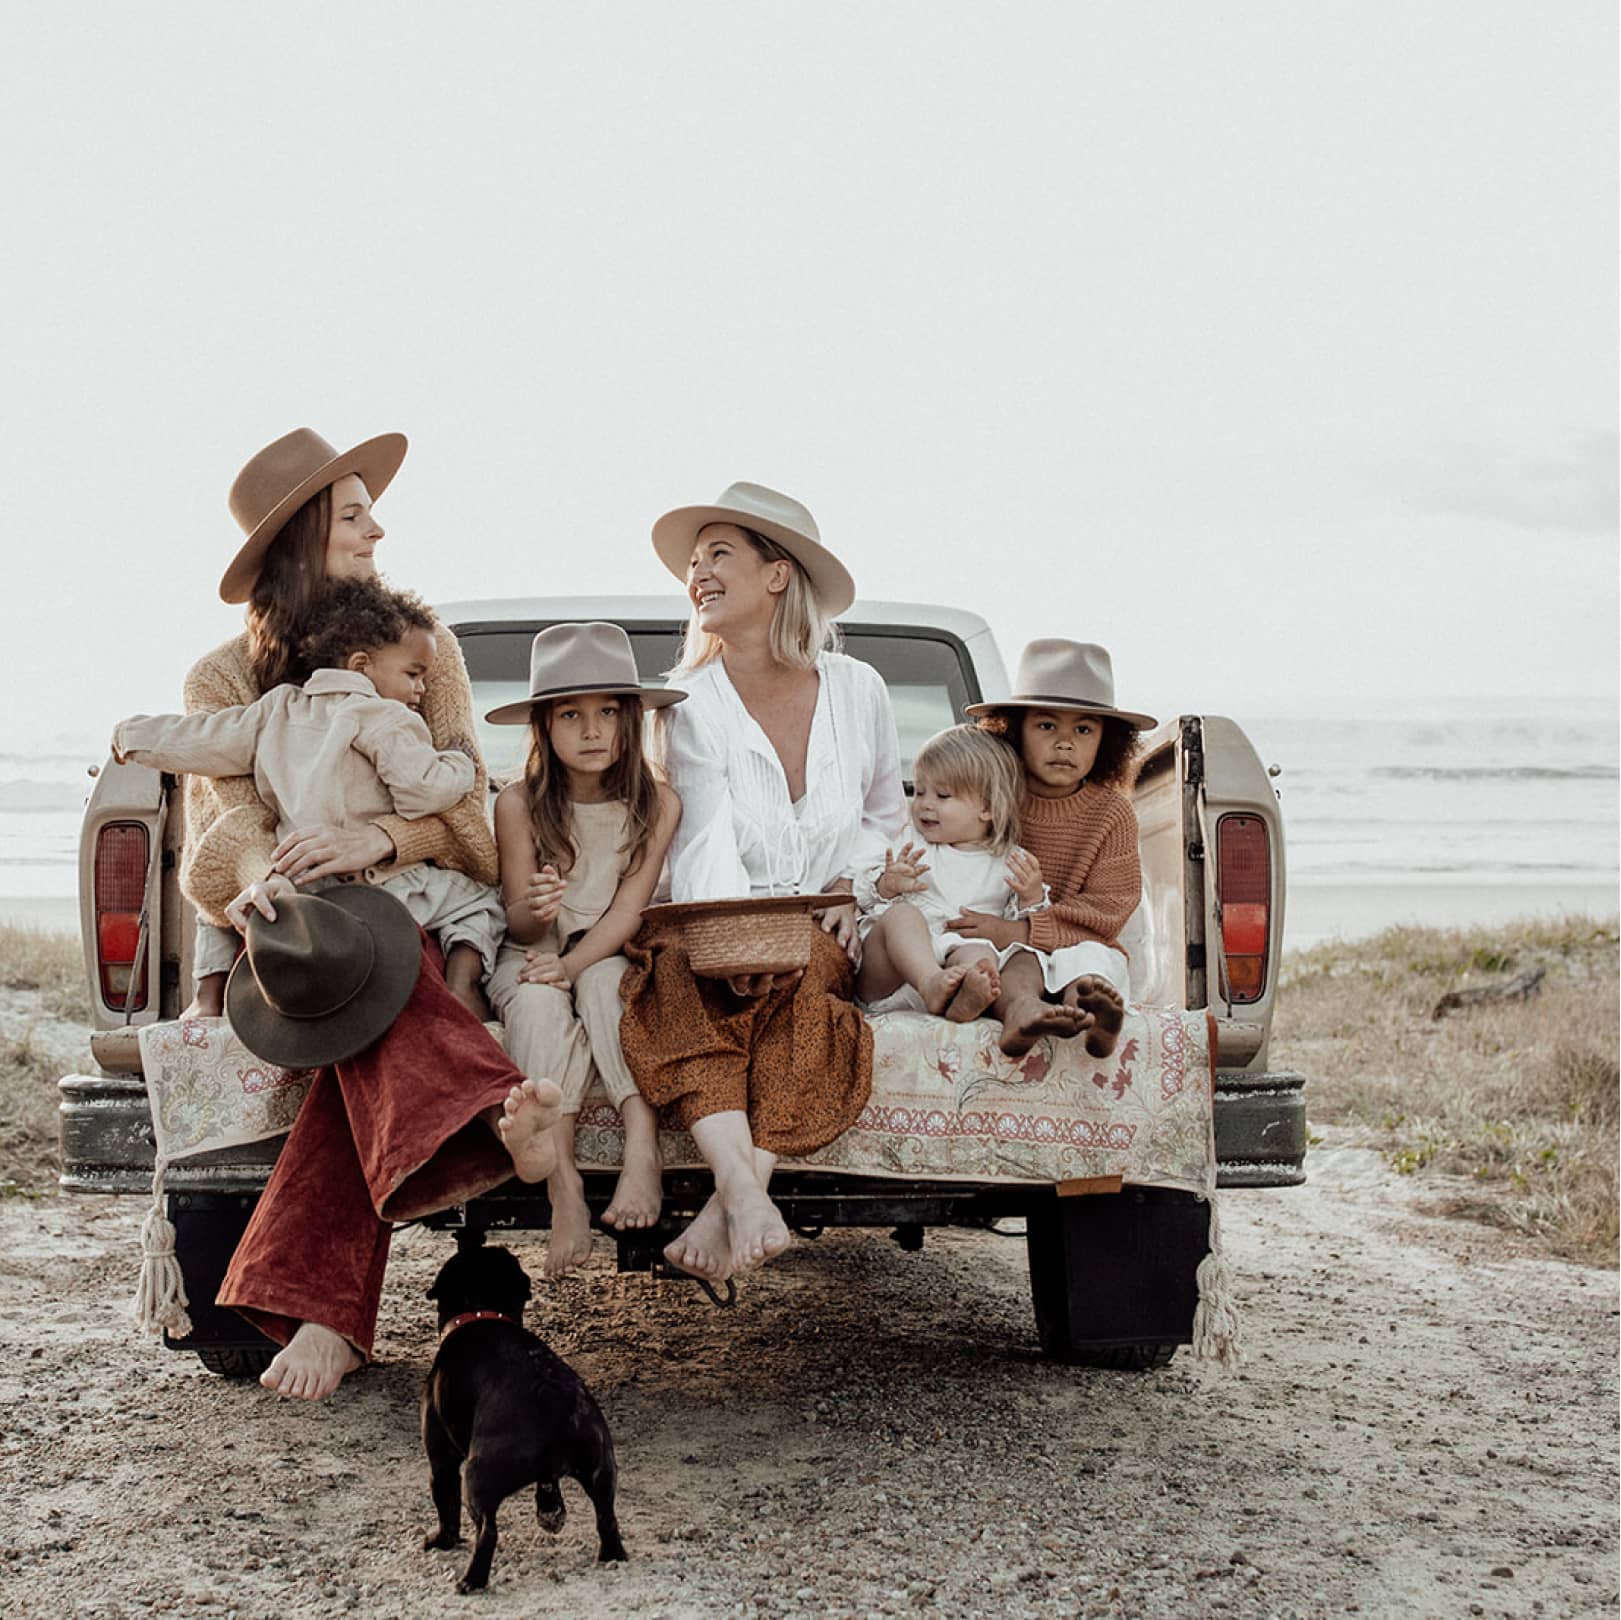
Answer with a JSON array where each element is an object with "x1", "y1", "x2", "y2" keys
[
  {"x1": 517, "y1": 950, "x2": 571, "y2": 990},
  {"x1": 876, "y1": 842, "x2": 931, "y2": 900},
  {"x1": 224, "y1": 873, "x2": 298, "y2": 933},
  {"x1": 272, "y1": 823, "x2": 395, "y2": 885},
  {"x1": 525, "y1": 864, "x2": 566, "y2": 925},
  {"x1": 946, "y1": 910, "x2": 1030, "y2": 951},
  {"x1": 815, "y1": 899, "x2": 861, "y2": 964},
  {"x1": 1006, "y1": 848, "x2": 1045, "y2": 908},
  {"x1": 724, "y1": 969, "x2": 805, "y2": 998}
]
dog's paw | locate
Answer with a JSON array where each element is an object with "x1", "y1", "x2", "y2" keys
[
  {"x1": 423, "y1": 1529, "x2": 463, "y2": 1551},
  {"x1": 456, "y1": 1574, "x2": 488, "y2": 1594}
]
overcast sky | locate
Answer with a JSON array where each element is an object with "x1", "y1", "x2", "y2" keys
[{"x1": 2, "y1": 1, "x2": 1615, "y2": 744}]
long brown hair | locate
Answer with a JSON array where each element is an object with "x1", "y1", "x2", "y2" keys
[
  {"x1": 522, "y1": 694, "x2": 662, "y2": 879},
  {"x1": 246, "y1": 486, "x2": 331, "y2": 690}
]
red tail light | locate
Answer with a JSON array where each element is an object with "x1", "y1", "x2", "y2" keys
[
  {"x1": 94, "y1": 822, "x2": 149, "y2": 1010},
  {"x1": 1217, "y1": 814, "x2": 1270, "y2": 1004}
]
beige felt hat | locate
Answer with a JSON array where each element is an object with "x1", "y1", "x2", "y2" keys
[
  {"x1": 219, "y1": 427, "x2": 408, "y2": 604},
  {"x1": 485, "y1": 621, "x2": 687, "y2": 725},
  {"x1": 225, "y1": 887, "x2": 422, "y2": 1068},
  {"x1": 651, "y1": 481, "x2": 855, "y2": 617},
  {"x1": 965, "y1": 640, "x2": 1157, "y2": 730}
]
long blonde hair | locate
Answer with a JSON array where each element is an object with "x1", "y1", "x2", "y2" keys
[
  {"x1": 914, "y1": 724, "x2": 1023, "y2": 855},
  {"x1": 671, "y1": 528, "x2": 841, "y2": 675},
  {"x1": 522, "y1": 695, "x2": 661, "y2": 879}
]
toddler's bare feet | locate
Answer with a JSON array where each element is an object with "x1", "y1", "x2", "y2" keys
[
  {"x1": 260, "y1": 1322, "x2": 360, "y2": 1399},
  {"x1": 998, "y1": 995, "x2": 1087, "y2": 1057},
  {"x1": 494, "y1": 1079, "x2": 563, "y2": 1182},
  {"x1": 723, "y1": 1181, "x2": 792, "y2": 1276},
  {"x1": 946, "y1": 960, "x2": 1000, "y2": 1023},
  {"x1": 603, "y1": 1152, "x2": 664, "y2": 1230},
  {"x1": 544, "y1": 1172, "x2": 594, "y2": 1279},
  {"x1": 920, "y1": 964, "x2": 967, "y2": 1016},
  {"x1": 664, "y1": 1194, "x2": 731, "y2": 1285},
  {"x1": 1064, "y1": 976, "x2": 1126, "y2": 1058}
]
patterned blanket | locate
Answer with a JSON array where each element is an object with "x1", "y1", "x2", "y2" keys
[{"x1": 136, "y1": 1005, "x2": 1216, "y2": 1193}]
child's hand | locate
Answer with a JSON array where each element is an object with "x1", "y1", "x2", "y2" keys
[
  {"x1": 1006, "y1": 848, "x2": 1045, "y2": 908},
  {"x1": 877, "y1": 842, "x2": 931, "y2": 900},
  {"x1": 525, "y1": 864, "x2": 566, "y2": 925},
  {"x1": 517, "y1": 950, "x2": 571, "y2": 990}
]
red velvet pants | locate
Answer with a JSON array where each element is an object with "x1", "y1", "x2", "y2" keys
[{"x1": 217, "y1": 937, "x2": 521, "y2": 1358}]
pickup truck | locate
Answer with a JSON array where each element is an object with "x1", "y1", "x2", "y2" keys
[{"x1": 59, "y1": 597, "x2": 1306, "y2": 1375}]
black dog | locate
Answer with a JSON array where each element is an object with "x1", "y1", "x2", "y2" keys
[{"x1": 421, "y1": 1242, "x2": 627, "y2": 1591}]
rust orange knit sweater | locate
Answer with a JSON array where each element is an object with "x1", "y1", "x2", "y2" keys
[
  {"x1": 1018, "y1": 781, "x2": 1141, "y2": 953},
  {"x1": 179, "y1": 623, "x2": 498, "y2": 926}
]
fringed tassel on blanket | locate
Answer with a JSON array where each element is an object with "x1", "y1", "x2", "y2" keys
[
  {"x1": 1191, "y1": 1195, "x2": 1241, "y2": 1367},
  {"x1": 131, "y1": 1157, "x2": 193, "y2": 1339}
]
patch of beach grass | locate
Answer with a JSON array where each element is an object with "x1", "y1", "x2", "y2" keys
[
  {"x1": 0, "y1": 920, "x2": 90, "y2": 1023},
  {"x1": 1273, "y1": 913, "x2": 1619, "y2": 1264},
  {"x1": 0, "y1": 1028, "x2": 64, "y2": 1193}
]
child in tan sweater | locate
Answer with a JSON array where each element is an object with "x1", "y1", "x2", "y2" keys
[{"x1": 957, "y1": 639, "x2": 1155, "y2": 1061}]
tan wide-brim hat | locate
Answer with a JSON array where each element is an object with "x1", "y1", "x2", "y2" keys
[
  {"x1": 219, "y1": 427, "x2": 408, "y2": 604},
  {"x1": 485, "y1": 621, "x2": 688, "y2": 725},
  {"x1": 651, "y1": 480, "x2": 856, "y2": 618},
  {"x1": 225, "y1": 886, "x2": 421, "y2": 1068},
  {"x1": 965, "y1": 640, "x2": 1158, "y2": 731}
]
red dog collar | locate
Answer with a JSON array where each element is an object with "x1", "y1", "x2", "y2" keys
[{"x1": 439, "y1": 1310, "x2": 517, "y2": 1342}]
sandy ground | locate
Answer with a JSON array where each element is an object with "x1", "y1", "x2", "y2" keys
[{"x1": 0, "y1": 1138, "x2": 1615, "y2": 1620}]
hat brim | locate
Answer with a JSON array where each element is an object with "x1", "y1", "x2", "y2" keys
[
  {"x1": 963, "y1": 696, "x2": 1159, "y2": 731},
  {"x1": 651, "y1": 503, "x2": 856, "y2": 618},
  {"x1": 219, "y1": 432, "x2": 409, "y2": 604},
  {"x1": 485, "y1": 680, "x2": 688, "y2": 726},
  {"x1": 225, "y1": 885, "x2": 423, "y2": 1068}
]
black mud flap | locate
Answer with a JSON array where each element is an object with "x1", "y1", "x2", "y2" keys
[
  {"x1": 1024, "y1": 1186, "x2": 1209, "y2": 1368},
  {"x1": 161, "y1": 1192, "x2": 277, "y2": 1357}
]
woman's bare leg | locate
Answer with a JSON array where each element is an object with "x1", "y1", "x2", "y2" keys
[
  {"x1": 666, "y1": 1111, "x2": 791, "y2": 1281},
  {"x1": 261, "y1": 1325, "x2": 361, "y2": 1399},
  {"x1": 602, "y1": 1094, "x2": 664, "y2": 1230},
  {"x1": 544, "y1": 1114, "x2": 595, "y2": 1279},
  {"x1": 994, "y1": 952, "x2": 1086, "y2": 1056},
  {"x1": 856, "y1": 906, "x2": 966, "y2": 1014}
]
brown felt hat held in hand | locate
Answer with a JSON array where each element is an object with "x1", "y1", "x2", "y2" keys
[{"x1": 225, "y1": 888, "x2": 422, "y2": 1068}]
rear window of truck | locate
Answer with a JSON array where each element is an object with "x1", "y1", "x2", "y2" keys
[{"x1": 456, "y1": 621, "x2": 979, "y2": 783}]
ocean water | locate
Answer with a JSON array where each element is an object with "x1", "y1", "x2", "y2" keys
[{"x1": 5, "y1": 698, "x2": 1616, "y2": 939}]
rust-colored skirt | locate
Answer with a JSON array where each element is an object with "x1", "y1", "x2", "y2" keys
[{"x1": 619, "y1": 924, "x2": 872, "y2": 1157}]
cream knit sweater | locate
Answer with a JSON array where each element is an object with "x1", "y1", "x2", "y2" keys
[{"x1": 179, "y1": 624, "x2": 498, "y2": 926}]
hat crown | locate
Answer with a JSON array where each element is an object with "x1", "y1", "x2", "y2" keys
[
  {"x1": 707, "y1": 481, "x2": 821, "y2": 547},
  {"x1": 228, "y1": 429, "x2": 343, "y2": 538},
  {"x1": 244, "y1": 896, "x2": 374, "y2": 1021},
  {"x1": 1012, "y1": 640, "x2": 1120, "y2": 711},
  {"x1": 525, "y1": 622, "x2": 642, "y2": 703}
]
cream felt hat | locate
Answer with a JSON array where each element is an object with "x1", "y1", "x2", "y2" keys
[
  {"x1": 219, "y1": 427, "x2": 408, "y2": 604},
  {"x1": 965, "y1": 640, "x2": 1157, "y2": 730},
  {"x1": 651, "y1": 481, "x2": 855, "y2": 617},
  {"x1": 484, "y1": 621, "x2": 687, "y2": 725}
]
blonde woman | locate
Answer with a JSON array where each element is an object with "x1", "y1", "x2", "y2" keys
[
  {"x1": 619, "y1": 482, "x2": 906, "y2": 1288},
  {"x1": 853, "y1": 723, "x2": 1043, "y2": 1020}
]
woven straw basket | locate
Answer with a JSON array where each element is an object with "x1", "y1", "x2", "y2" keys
[{"x1": 641, "y1": 894, "x2": 842, "y2": 979}]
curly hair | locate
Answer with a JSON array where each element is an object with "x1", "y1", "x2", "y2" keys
[
  {"x1": 296, "y1": 578, "x2": 437, "y2": 675},
  {"x1": 974, "y1": 708, "x2": 1140, "y2": 790}
]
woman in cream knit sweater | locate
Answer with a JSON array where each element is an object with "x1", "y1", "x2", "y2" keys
[{"x1": 185, "y1": 428, "x2": 559, "y2": 1402}]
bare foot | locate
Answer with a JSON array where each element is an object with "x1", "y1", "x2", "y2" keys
[
  {"x1": 603, "y1": 1150, "x2": 664, "y2": 1231},
  {"x1": 260, "y1": 1322, "x2": 360, "y2": 1399},
  {"x1": 722, "y1": 1181, "x2": 792, "y2": 1276},
  {"x1": 544, "y1": 1171, "x2": 594, "y2": 1279},
  {"x1": 919, "y1": 964, "x2": 967, "y2": 1016},
  {"x1": 494, "y1": 1079, "x2": 563, "y2": 1182},
  {"x1": 664, "y1": 1194, "x2": 731, "y2": 1285},
  {"x1": 1064, "y1": 975, "x2": 1126, "y2": 1057},
  {"x1": 998, "y1": 995, "x2": 1087, "y2": 1058},
  {"x1": 945, "y1": 960, "x2": 1000, "y2": 1023}
]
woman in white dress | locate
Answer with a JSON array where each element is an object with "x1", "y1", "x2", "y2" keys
[{"x1": 619, "y1": 482, "x2": 906, "y2": 1288}]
